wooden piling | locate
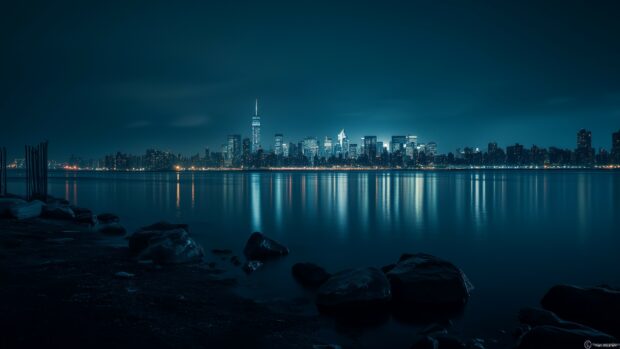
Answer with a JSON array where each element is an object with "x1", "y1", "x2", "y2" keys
[
  {"x1": 0, "y1": 146, "x2": 6, "y2": 196},
  {"x1": 25, "y1": 141, "x2": 48, "y2": 201}
]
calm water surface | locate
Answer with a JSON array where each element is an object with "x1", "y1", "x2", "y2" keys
[{"x1": 7, "y1": 170, "x2": 620, "y2": 346}]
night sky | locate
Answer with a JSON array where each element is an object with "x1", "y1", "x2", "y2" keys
[{"x1": 1, "y1": 0, "x2": 619, "y2": 160}]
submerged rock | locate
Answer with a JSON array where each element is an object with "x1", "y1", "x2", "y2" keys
[
  {"x1": 292, "y1": 262, "x2": 331, "y2": 288},
  {"x1": 386, "y1": 253, "x2": 473, "y2": 309},
  {"x1": 541, "y1": 284, "x2": 620, "y2": 337},
  {"x1": 316, "y1": 267, "x2": 391, "y2": 315},
  {"x1": 72, "y1": 207, "x2": 96, "y2": 225},
  {"x1": 242, "y1": 260, "x2": 263, "y2": 273},
  {"x1": 516, "y1": 325, "x2": 617, "y2": 349},
  {"x1": 97, "y1": 213, "x2": 120, "y2": 224},
  {"x1": 243, "y1": 232, "x2": 289, "y2": 260},
  {"x1": 9, "y1": 200, "x2": 45, "y2": 220},
  {"x1": 127, "y1": 224, "x2": 204, "y2": 264}
]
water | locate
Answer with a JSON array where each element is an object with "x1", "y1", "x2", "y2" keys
[{"x1": 7, "y1": 170, "x2": 620, "y2": 346}]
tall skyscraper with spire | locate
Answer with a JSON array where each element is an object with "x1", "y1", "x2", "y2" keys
[{"x1": 251, "y1": 99, "x2": 261, "y2": 153}]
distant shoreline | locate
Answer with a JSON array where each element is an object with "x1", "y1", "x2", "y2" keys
[{"x1": 6, "y1": 166, "x2": 620, "y2": 173}]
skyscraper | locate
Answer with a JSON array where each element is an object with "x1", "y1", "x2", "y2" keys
[
  {"x1": 390, "y1": 136, "x2": 407, "y2": 153},
  {"x1": 576, "y1": 129, "x2": 593, "y2": 165},
  {"x1": 302, "y1": 137, "x2": 319, "y2": 164},
  {"x1": 405, "y1": 135, "x2": 417, "y2": 159},
  {"x1": 251, "y1": 99, "x2": 261, "y2": 153},
  {"x1": 337, "y1": 129, "x2": 348, "y2": 155},
  {"x1": 274, "y1": 134, "x2": 284, "y2": 156},
  {"x1": 323, "y1": 137, "x2": 333, "y2": 157},
  {"x1": 611, "y1": 130, "x2": 620, "y2": 164},
  {"x1": 363, "y1": 136, "x2": 377, "y2": 160},
  {"x1": 227, "y1": 134, "x2": 241, "y2": 166}
]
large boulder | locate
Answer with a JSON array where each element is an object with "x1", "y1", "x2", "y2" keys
[
  {"x1": 97, "y1": 213, "x2": 120, "y2": 224},
  {"x1": 72, "y1": 207, "x2": 97, "y2": 225},
  {"x1": 518, "y1": 307, "x2": 595, "y2": 332},
  {"x1": 0, "y1": 198, "x2": 27, "y2": 217},
  {"x1": 516, "y1": 325, "x2": 617, "y2": 349},
  {"x1": 127, "y1": 223, "x2": 204, "y2": 264},
  {"x1": 42, "y1": 202, "x2": 75, "y2": 220},
  {"x1": 541, "y1": 285, "x2": 620, "y2": 337},
  {"x1": 316, "y1": 267, "x2": 391, "y2": 315},
  {"x1": 243, "y1": 232, "x2": 289, "y2": 260},
  {"x1": 292, "y1": 262, "x2": 331, "y2": 288},
  {"x1": 9, "y1": 200, "x2": 45, "y2": 220},
  {"x1": 386, "y1": 253, "x2": 473, "y2": 309}
]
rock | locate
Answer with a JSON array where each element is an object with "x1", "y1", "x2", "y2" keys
[
  {"x1": 72, "y1": 207, "x2": 96, "y2": 225},
  {"x1": 466, "y1": 338, "x2": 486, "y2": 349},
  {"x1": 42, "y1": 203, "x2": 75, "y2": 220},
  {"x1": 411, "y1": 334, "x2": 466, "y2": 349},
  {"x1": 512, "y1": 324, "x2": 532, "y2": 338},
  {"x1": 386, "y1": 253, "x2": 473, "y2": 309},
  {"x1": 230, "y1": 256, "x2": 241, "y2": 266},
  {"x1": 96, "y1": 213, "x2": 120, "y2": 224},
  {"x1": 518, "y1": 307, "x2": 593, "y2": 332},
  {"x1": 0, "y1": 198, "x2": 27, "y2": 217},
  {"x1": 127, "y1": 226, "x2": 204, "y2": 264},
  {"x1": 381, "y1": 263, "x2": 396, "y2": 273},
  {"x1": 418, "y1": 323, "x2": 448, "y2": 336},
  {"x1": 541, "y1": 284, "x2": 620, "y2": 337},
  {"x1": 316, "y1": 267, "x2": 391, "y2": 315},
  {"x1": 243, "y1": 232, "x2": 289, "y2": 260},
  {"x1": 292, "y1": 262, "x2": 331, "y2": 288},
  {"x1": 211, "y1": 249, "x2": 232, "y2": 255},
  {"x1": 96, "y1": 222, "x2": 127, "y2": 235},
  {"x1": 114, "y1": 271, "x2": 135, "y2": 278},
  {"x1": 9, "y1": 200, "x2": 45, "y2": 220},
  {"x1": 243, "y1": 260, "x2": 263, "y2": 273},
  {"x1": 516, "y1": 325, "x2": 617, "y2": 349}
]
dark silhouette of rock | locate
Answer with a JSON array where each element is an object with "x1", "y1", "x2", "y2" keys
[
  {"x1": 292, "y1": 262, "x2": 331, "y2": 288},
  {"x1": 541, "y1": 285, "x2": 620, "y2": 337},
  {"x1": 243, "y1": 260, "x2": 263, "y2": 273},
  {"x1": 127, "y1": 224, "x2": 204, "y2": 264},
  {"x1": 387, "y1": 253, "x2": 473, "y2": 309},
  {"x1": 316, "y1": 267, "x2": 391, "y2": 315},
  {"x1": 243, "y1": 232, "x2": 289, "y2": 260},
  {"x1": 9, "y1": 200, "x2": 45, "y2": 220},
  {"x1": 230, "y1": 256, "x2": 241, "y2": 266},
  {"x1": 516, "y1": 325, "x2": 617, "y2": 349},
  {"x1": 411, "y1": 334, "x2": 467, "y2": 349},
  {"x1": 380, "y1": 263, "x2": 396, "y2": 274},
  {"x1": 97, "y1": 213, "x2": 120, "y2": 225},
  {"x1": 72, "y1": 207, "x2": 96, "y2": 225},
  {"x1": 518, "y1": 307, "x2": 594, "y2": 332},
  {"x1": 0, "y1": 198, "x2": 27, "y2": 217},
  {"x1": 42, "y1": 203, "x2": 75, "y2": 220}
]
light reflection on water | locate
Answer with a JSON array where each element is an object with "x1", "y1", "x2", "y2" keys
[{"x1": 6, "y1": 170, "x2": 620, "y2": 342}]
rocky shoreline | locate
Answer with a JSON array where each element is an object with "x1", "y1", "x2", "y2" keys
[{"x1": 1, "y1": 195, "x2": 618, "y2": 349}]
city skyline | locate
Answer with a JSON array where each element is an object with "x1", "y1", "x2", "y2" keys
[{"x1": 2, "y1": 1, "x2": 620, "y2": 160}]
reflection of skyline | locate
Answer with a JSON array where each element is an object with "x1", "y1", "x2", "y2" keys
[{"x1": 11, "y1": 171, "x2": 615, "y2": 242}]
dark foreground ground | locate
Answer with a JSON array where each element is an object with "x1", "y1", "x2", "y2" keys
[{"x1": 0, "y1": 219, "x2": 327, "y2": 349}]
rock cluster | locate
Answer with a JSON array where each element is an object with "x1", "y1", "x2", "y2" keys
[{"x1": 127, "y1": 221, "x2": 204, "y2": 264}]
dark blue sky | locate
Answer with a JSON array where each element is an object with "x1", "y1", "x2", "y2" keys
[{"x1": 1, "y1": 0, "x2": 619, "y2": 160}]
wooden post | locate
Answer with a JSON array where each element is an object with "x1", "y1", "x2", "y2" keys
[
  {"x1": 0, "y1": 146, "x2": 6, "y2": 196},
  {"x1": 25, "y1": 141, "x2": 48, "y2": 201}
]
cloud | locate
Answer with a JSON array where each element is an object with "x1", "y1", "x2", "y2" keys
[
  {"x1": 125, "y1": 120, "x2": 151, "y2": 128},
  {"x1": 170, "y1": 115, "x2": 209, "y2": 127}
]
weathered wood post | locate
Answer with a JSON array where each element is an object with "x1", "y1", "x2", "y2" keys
[
  {"x1": 0, "y1": 146, "x2": 6, "y2": 196},
  {"x1": 25, "y1": 141, "x2": 48, "y2": 201}
]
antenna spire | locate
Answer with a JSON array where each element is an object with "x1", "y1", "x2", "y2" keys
[{"x1": 255, "y1": 98, "x2": 258, "y2": 116}]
